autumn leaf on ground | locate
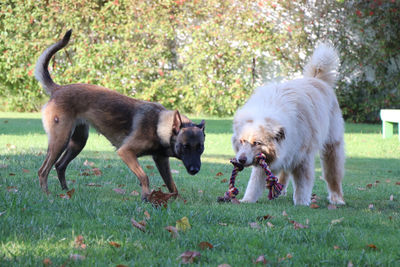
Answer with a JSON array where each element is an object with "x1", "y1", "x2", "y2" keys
[
  {"x1": 395, "y1": 182, "x2": 400, "y2": 185},
  {"x1": 266, "y1": 222, "x2": 274, "y2": 228},
  {"x1": 231, "y1": 198, "x2": 240, "y2": 204},
  {"x1": 92, "y1": 168, "x2": 102, "y2": 176},
  {"x1": 333, "y1": 245, "x2": 340, "y2": 250},
  {"x1": 113, "y1": 188, "x2": 126, "y2": 195},
  {"x1": 171, "y1": 169, "x2": 179, "y2": 174},
  {"x1": 290, "y1": 220, "x2": 309, "y2": 229},
  {"x1": 130, "y1": 190, "x2": 140, "y2": 196},
  {"x1": 109, "y1": 241, "x2": 121, "y2": 248},
  {"x1": 86, "y1": 183, "x2": 102, "y2": 187},
  {"x1": 131, "y1": 218, "x2": 146, "y2": 232},
  {"x1": 366, "y1": 183, "x2": 373, "y2": 189},
  {"x1": 198, "y1": 241, "x2": 213, "y2": 250},
  {"x1": 148, "y1": 189, "x2": 177, "y2": 208},
  {"x1": 331, "y1": 217, "x2": 344, "y2": 225},
  {"x1": 347, "y1": 261, "x2": 354, "y2": 267},
  {"x1": 144, "y1": 211, "x2": 151, "y2": 219},
  {"x1": 282, "y1": 211, "x2": 288, "y2": 217},
  {"x1": 310, "y1": 204, "x2": 319, "y2": 209},
  {"x1": 254, "y1": 255, "x2": 267, "y2": 264},
  {"x1": 70, "y1": 254, "x2": 85, "y2": 261},
  {"x1": 176, "y1": 216, "x2": 191, "y2": 232},
  {"x1": 215, "y1": 172, "x2": 223, "y2": 176},
  {"x1": 218, "y1": 264, "x2": 231, "y2": 267},
  {"x1": 220, "y1": 178, "x2": 227, "y2": 183},
  {"x1": 22, "y1": 168, "x2": 30, "y2": 173},
  {"x1": 146, "y1": 165, "x2": 154, "y2": 169},
  {"x1": 83, "y1": 160, "x2": 95, "y2": 167},
  {"x1": 43, "y1": 258, "x2": 52, "y2": 266},
  {"x1": 74, "y1": 235, "x2": 86, "y2": 249},
  {"x1": 7, "y1": 186, "x2": 18, "y2": 193},
  {"x1": 116, "y1": 265, "x2": 128, "y2": 267},
  {"x1": 368, "y1": 204, "x2": 374, "y2": 209},
  {"x1": 60, "y1": 189, "x2": 75, "y2": 199},
  {"x1": 178, "y1": 251, "x2": 201, "y2": 264},
  {"x1": 165, "y1": 226, "x2": 179, "y2": 238},
  {"x1": 367, "y1": 244, "x2": 378, "y2": 250},
  {"x1": 8, "y1": 173, "x2": 16, "y2": 176}
]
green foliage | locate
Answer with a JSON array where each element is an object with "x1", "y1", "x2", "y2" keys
[{"x1": 0, "y1": 0, "x2": 399, "y2": 121}]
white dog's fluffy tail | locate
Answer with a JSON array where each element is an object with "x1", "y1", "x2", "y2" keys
[{"x1": 303, "y1": 43, "x2": 339, "y2": 87}]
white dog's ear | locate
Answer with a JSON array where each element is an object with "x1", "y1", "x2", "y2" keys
[{"x1": 275, "y1": 127, "x2": 285, "y2": 142}]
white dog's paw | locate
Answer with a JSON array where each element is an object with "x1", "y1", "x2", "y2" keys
[
  {"x1": 293, "y1": 195, "x2": 311, "y2": 206},
  {"x1": 280, "y1": 187, "x2": 287, "y2": 196},
  {"x1": 328, "y1": 193, "x2": 346, "y2": 205}
]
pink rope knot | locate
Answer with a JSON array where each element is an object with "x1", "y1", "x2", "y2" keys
[{"x1": 217, "y1": 153, "x2": 283, "y2": 202}]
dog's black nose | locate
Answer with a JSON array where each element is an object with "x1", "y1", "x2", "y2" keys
[
  {"x1": 189, "y1": 166, "x2": 199, "y2": 175},
  {"x1": 238, "y1": 156, "x2": 247, "y2": 164}
]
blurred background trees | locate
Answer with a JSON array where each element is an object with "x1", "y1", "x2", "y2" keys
[{"x1": 1, "y1": 0, "x2": 399, "y2": 122}]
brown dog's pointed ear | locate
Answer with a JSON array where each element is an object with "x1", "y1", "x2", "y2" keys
[
  {"x1": 172, "y1": 110, "x2": 182, "y2": 135},
  {"x1": 198, "y1": 120, "x2": 205, "y2": 133}
]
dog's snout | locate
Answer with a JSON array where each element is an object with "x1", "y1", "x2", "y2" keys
[
  {"x1": 238, "y1": 155, "x2": 247, "y2": 164},
  {"x1": 188, "y1": 166, "x2": 200, "y2": 175}
]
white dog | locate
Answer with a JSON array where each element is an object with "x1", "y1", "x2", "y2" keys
[{"x1": 231, "y1": 44, "x2": 345, "y2": 206}]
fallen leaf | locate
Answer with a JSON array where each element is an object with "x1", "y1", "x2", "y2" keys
[
  {"x1": 74, "y1": 235, "x2": 86, "y2": 249},
  {"x1": 92, "y1": 168, "x2": 102, "y2": 176},
  {"x1": 171, "y1": 169, "x2": 179, "y2": 174},
  {"x1": 286, "y1": 253, "x2": 293, "y2": 259},
  {"x1": 113, "y1": 188, "x2": 126, "y2": 195},
  {"x1": 165, "y1": 225, "x2": 179, "y2": 238},
  {"x1": 8, "y1": 173, "x2": 15, "y2": 176},
  {"x1": 178, "y1": 251, "x2": 201, "y2": 264},
  {"x1": 282, "y1": 211, "x2": 288, "y2": 217},
  {"x1": 366, "y1": 184, "x2": 373, "y2": 189},
  {"x1": 116, "y1": 265, "x2": 128, "y2": 267},
  {"x1": 249, "y1": 222, "x2": 261, "y2": 229},
  {"x1": 347, "y1": 261, "x2": 354, "y2": 267},
  {"x1": 215, "y1": 172, "x2": 223, "y2": 176},
  {"x1": 131, "y1": 218, "x2": 146, "y2": 232},
  {"x1": 218, "y1": 264, "x2": 231, "y2": 267},
  {"x1": 198, "y1": 241, "x2": 213, "y2": 250},
  {"x1": 144, "y1": 211, "x2": 151, "y2": 219},
  {"x1": 266, "y1": 222, "x2": 274, "y2": 228},
  {"x1": 7, "y1": 186, "x2": 18, "y2": 193},
  {"x1": 80, "y1": 169, "x2": 91, "y2": 176},
  {"x1": 43, "y1": 258, "x2": 52, "y2": 266},
  {"x1": 331, "y1": 217, "x2": 344, "y2": 225},
  {"x1": 109, "y1": 241, "x2": 121, "y2": 248},
  {"x1": 146, "y1": 165, "x2": 154, "y2": 169},
  {"x1": 333, "y1": 245, "x2": 340, "y2": 250},
  {"x1": 396, "y1": 182, "x2": 400, "y2": 185},
  {"x1": 310, "y1": 204, "x2": 319, "y2": 209},
  {"x1": 3, "y1": 120, "x2": 8, "y2": 123},
  {"x1": 70, "y1": 254, "x2": 85, "y2": 261},
  {"x1": 389, "y1": 195, "x2": 394, "y2": 201},
  {"x1": 148, "y1": 189, "x2": 176, "y2": 208},
  {"x1": 231, "y1": 198, "x2": 240, "y2": 204},
  {"x1": 290, "y1": 220, "x2": 308, "y2": 229},
  {"x1": 367, "y1": 244, "x2": 377, "y2": 250},
  {"x1": 368, "y1": 204, "x2": 374, "y2": 209},
  {"x1": 257, "y1": 214, "x2": 273, "y2": 221},
  {"x1": 118, "y1": 184, "x2": 125, "y2": 188},
  {"x1": 86, "y1": 183, "x2": 102, "y2": 187},
  {"x1": 130, "y1": 190, "x2": 140, "y2": 196},
  {"x1": 67, "y1": 189, "x2": 75, "y2": 198},
  {"x1": 83, "y1": 160, "x2": 95, "y2": 167},
  {"x1": 220, "y1": 178, "x2": 227, "y2": 183},
  {"x1": 138, "y1": 220, "x2": 147, "y2": 227},
  {"x1": 254, "y1": 255, "x2": 267, "y2": 264},
  {"x1": 176, "y1": 216, "x2": 191, "y2": 232},
  {"x1": 327, "y1": 204, "x2": 337, "y2": 210},
  {"x1": 22, "y1": 168, "x2": 30, "y2": 173}
]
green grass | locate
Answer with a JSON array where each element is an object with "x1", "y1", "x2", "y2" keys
[{"x1": 0, "y1": 112, "x2": 399, "y2": 266}]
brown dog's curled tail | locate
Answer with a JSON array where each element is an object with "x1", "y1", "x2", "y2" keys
[{"x1": 34, "y1": 29, "x2": 72, "y2": 95}]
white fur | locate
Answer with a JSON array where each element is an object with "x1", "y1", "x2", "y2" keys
[{"x1": 233, "y1": 43, "x2": 345, "y2": 205}]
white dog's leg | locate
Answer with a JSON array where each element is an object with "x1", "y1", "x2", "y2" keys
[
  {"x1": 278, "y1": 171, "x2": 291, "y2": 196},
  {"x1": 240, "y1": 166, "x2": 266, "y2": 203},
  {"x1": 291, "y1": 157, "x2": 314, "y2": 206}
]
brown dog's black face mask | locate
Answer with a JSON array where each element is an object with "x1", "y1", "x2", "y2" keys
[{"x1": 175, "y1": 121, "x2": 205, "y2": 175}]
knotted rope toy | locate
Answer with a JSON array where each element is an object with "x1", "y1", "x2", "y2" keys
[{"x1": 217, "y1": 153, "x2": 284, "y2": 203}]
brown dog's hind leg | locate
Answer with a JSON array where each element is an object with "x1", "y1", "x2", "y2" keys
[
  {"x1": 55, "y1": 123, "x2": 89, "y2": 190},
  {"x1": 38, "y1": 117, "x2": 74, "y2": 194},
  {"x1": 152, "y1": 155, "x2": 178, "y2": 195},
  {"x1": 117, "y1": 145, "x2": 150, "y2": 201}
]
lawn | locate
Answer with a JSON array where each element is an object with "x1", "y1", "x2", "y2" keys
[{"x1": 0, "y1": 112, "x2": 399, "y2": 266}]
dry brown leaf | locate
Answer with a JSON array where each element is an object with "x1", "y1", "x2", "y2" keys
[
  {"x1": 333, "y1": 245, "x2": 340, "y2": 250},
  {"x1": 130, "y1": 190, "x2": 140, "y2": 196},
  {"x1": 7, "y1": 186, "x2": 18, "y2": 193},
  {"x1": 22, "y1": 168, "x2": 30, "y2": 173},
  {"x1": 83, "y1": 160, "x2": 95, "y2": 167},
  {"x1": 92, "y1": 168, "x2": 102, "y2": 176},
  {"x1": 148, "y1": 189, "x2": 177, "y2": 208},
  {"x1": 257, "y1": 214, "x2": 273, "y2": 221},
  {"x1": 215, "y1": 172, "x2": 223, "y2": 176},
  {"x1": 368, "y1": 204, "x2": 374, "y2": 209},
  {"x1": 366, "y1": 183, "x2": 373, "y2": 189},
  {"x1": 310, "y1": 204, "x2": 319, "y2": 209},
  {"x1": 42, "y1": 258, "x2": 52, "y2": 266},
  {"x1": 266, "y1": 222, "x2": 274, "y2": 228},
  {"x1": 113, "y1": 188, "x2": 126, "y2": 195},
  {"x1": 290, "y1": 220, "x2": 309, "y2": 229},
  {"x1": 109, "y1": 241, "x2": 121, "y2": 248},
  {"x1": 116, "y1": 265, "x2": 128, "y2": 267},
  {"x1": 198, "y1": 241, "x2": 213, "y2": 250},
  {"x1": 70, "y1": 254, "x2": 85, "y2": 261},
  {"x1": 396, "y1": 182, "x2": 400, "y2": 185},
  {"x1": 80, "y1": 169, "x2": 91, "y2": 176},
  {"x1": 367, "y1": 244, "x2": 377, "y2": 250},
  {"x1": 131, "y1": 218, "x2": 146, "y2": 232},
  {"x1": 67, "y1": 189, "x2": 75, "y2": 199},
  {"x1": 165, "y1": 226, "x2": 179, "y2": 238},
  {"x1": 286, "y1": 253, "x2": 293, "y2": 259},
  {"x1": 144, "y1": 211, "x2": 151, "y2": 219},
  {"x1": 254, "y1": 255, "x2": 267, "y2": 264},
  {"x1": 146, "y1": 165, "x2": 154, "y2": 169},
  {"x1": 8, "y1": 173, "x2": 16, "y2": 176},
  {"x1": 218, "y1": 264, "x2": 232, "y2": 267},
  {"x1": 231, "y1": 198, "x2": 240, "y2": 204},
  {"x1": 74, "y1": 235, "x2": 86, "y2": 249},
  {"x1": 282, "y1": 211, "x2": 288, "y2": 217},
  {"x1": 220, "y1": 178, "x2": 227, "y2": 183},
  {"x1": 178, "y1": 251, "x2": 201, "y2": 264}
]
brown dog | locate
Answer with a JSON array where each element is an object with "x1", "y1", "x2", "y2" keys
[{"x1": 35, "y1": 30, "x2": 205, "y2": 200}]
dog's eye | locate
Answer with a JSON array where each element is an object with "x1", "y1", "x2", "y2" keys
[{"x1": 253, "y1": 141, "x2": 262, "y2": 146}]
